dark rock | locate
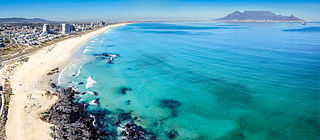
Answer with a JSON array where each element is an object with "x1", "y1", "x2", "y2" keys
[
  {"x1": 47, "y1": 68, "x2": 60, "y2": 76},
  {"x1": 101, "y1": 53, "x2": 119, "y2": 57},
  {"x1": 90, "y1": 99, "x2": 100, "y2": 105},
  {"x1": 118, "y1": 113, "x2": 132, "y2": 121},
  {"x1": 120, "y1": 121, "x2": 156, "y2": 140},
  {"x1": 96, "y1": 57, "x2": 107, "y2": 60},
  {"x1": 101, "y1": 53, "x2": 109, "y2": 57},
  {"x1": 66, "y1": 87, "x2": 75, "y2": 95},
  {"x1": 41, "y1": 86, "x2": 155, "y2": 140},
  {"x1": 40, "y1": 87, "x2": 112, "y2": 139},
  {"x1": 153, "y1": 121, "x2": 158, "y2": 127},
  {"x1": 107, "y1": 60, "x2": 114, "y2": 64},
  {"x1": 167, "y1": 129, "x2": 179, "y2": 139},
  {"x1": 120, "y1": 87, "x2": 132, "y2": 94},
  {"x1": 114, "y1": 120, "x2": 121, "y2": 125},
  {"x1": 101, "y1": 53, "x2": 120, "y2": 64},
  {"x1": 50, "y1": 83, "x2": 57, "y2": 88},
  {"x1": 77, "y1": 82, "x2": 84, "y2": 85},
  {"x1": 239, "y1": 134, "x2": 246, "y2": 138}
]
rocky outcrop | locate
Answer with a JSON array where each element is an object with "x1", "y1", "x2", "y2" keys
[
  {"x1": 40, "y1": 88, "x2": 105, "y2": 139},
  {"x1": 47, "y1": 68, "x2": 59, "y2": 76},
  {"x1": 120, "y1": 87, "x2": 132, "y2": 94},
  {"x1": 119, "y1": 121, "x2": 157, "y2": 140},
  {"x1": 41, "y1": 86, "x2": 156, "y2": 139}
]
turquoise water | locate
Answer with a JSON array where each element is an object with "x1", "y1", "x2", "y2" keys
[{"x1": 58, "y1": 22, "x2": 320, "y2": 139}]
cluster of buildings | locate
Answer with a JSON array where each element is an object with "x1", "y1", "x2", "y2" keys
[
  {"x1": 0, "y1": 35, "x2": 5, "y2": 47},
  {"x1": 0, "y1": 21, "x2": 107, "y2": 47}
]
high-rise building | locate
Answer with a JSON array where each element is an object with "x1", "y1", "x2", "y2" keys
[
  {"x1": 100, "y1": 21, "x2": 105, "y2": 26},
  {"x1": 62, "y1": 23, "x2": 71, "y2": 34},
  {"x1": 70, "y1": 24, "x2": 76, "y2": 31},
  {"x1": 43, "y1": 24, "x2": 50, "y2": 33}
]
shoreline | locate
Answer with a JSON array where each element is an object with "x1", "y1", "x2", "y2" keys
[{"x1": 1, "y1": 23, "x2": 127, "y2": 140}]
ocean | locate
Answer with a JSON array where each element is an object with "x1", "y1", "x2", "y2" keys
[{"x1": 57, "y1": 22, "x2": 320, "y2": 139}]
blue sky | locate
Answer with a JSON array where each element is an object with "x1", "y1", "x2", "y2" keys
[{"x1": 1, "y1": 0, "x2": 320, "y2": 21}]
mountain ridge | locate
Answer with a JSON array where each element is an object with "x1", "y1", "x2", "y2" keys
[
  {"x1": 216, "y1": 11, "x2": 304, "y2": 22},
  {"x1": 0, "y1": 17, "x2": 50, "y2": 23}
]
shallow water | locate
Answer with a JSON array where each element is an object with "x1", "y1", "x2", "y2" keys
[{"x1": 58, "y1": 22, "x2": 320, "y2": 139}]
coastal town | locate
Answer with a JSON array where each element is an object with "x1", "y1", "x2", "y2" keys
[
  {"x1": 0, "y1": 21, "x2": 107, "y2": 48},
  {"x1": 0, "y1": 20, "x2": 118, "y2": 139}
]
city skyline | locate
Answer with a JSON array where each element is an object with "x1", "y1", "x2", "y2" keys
[{"x1": 1, "y1": 0, "x2": 320, "y2": 21}]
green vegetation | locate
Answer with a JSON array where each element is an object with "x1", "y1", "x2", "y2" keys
[{"x1": 0, "y1": 79, "x2": 13, "y2": 139}]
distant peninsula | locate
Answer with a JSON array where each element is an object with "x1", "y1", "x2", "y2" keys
[
  {"x1": 0, "y1": 17, "x2": 50, "y2": 23},
  {"x1": 216, "y1": 11, "x2": 304, "y2": 22}
]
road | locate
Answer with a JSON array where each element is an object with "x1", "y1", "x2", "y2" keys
[
  {"x1": 6, "y1": 37, "x2": 16, "y2": 48},
  {"x1": 0, "y1": 36, "x2": 16, "y2": 50}
]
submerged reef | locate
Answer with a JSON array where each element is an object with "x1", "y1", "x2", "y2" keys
[
  {"x1": 159, "y1": 99, "x2": 181, "y2": 118},
  {"x1": 167, "y1": 129, "x2": 179, "y2": 139}
]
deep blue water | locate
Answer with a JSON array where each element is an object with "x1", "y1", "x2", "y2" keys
[{"x1": 58, "y1": 22, "x2": 320, "y2": 139}]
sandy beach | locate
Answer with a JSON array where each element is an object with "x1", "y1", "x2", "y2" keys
[{"x1": 1, "y1": 23, "x2": 126, "y2": 140}]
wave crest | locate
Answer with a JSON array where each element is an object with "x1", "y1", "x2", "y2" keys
[{"x1": 86, "y1": 76, "x2": 97, "y2": 89}]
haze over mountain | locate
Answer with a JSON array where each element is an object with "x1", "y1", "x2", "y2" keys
[
  {"x1": 217, "y1": 11, "x2": 304, "y2": 22},
  {"x1": 0, "y1": 17, "x2": 50, "y2": 23}
]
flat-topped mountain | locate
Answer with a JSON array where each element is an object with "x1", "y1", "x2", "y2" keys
[
  {"x1": 217, "y1": 11, "x2": 304, "y2": 22},
  {"x1": 0, "y1": 17, "x2": 49, "y2": 23}
]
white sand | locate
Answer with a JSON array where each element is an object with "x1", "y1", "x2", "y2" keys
[{"x1": 3, "y1": 23, "x2": 127, "y2": 140}]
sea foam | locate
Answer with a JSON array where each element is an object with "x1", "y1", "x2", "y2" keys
[
  {"x1": 75, "y1": 67, "x2": 81, "y2": 77},
  {"x1": 86, "y1": 76, "x2": 97, "y2": 89},
  {"x1": 83, "y1": 49, "x2": 89, "y2": 54}
]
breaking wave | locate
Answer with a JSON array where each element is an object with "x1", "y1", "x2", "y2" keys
[{"x1": 86, "y1": 76, "x2": 97, "y2": 89}]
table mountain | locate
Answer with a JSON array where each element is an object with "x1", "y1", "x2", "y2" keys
[{"x1": 217, "y1": 11, "x2": 304, "y2": 22}]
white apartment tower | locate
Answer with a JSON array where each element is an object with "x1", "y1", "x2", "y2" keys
[
  {"x1": 42, "y1": 24, "x2": 50, "y2": 33},
  {"x1": 62, "y1": 23, "x2": 71, "y2": 34}
]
